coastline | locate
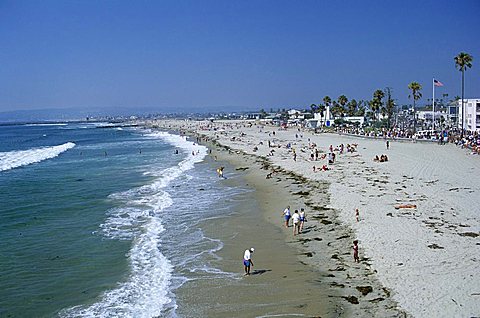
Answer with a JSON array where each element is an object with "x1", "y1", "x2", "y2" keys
[
  {"x1": 150, "y1": 121, "x2": 407, "y2": 317},
  {"x1": 144, "y1": 119, "x2": 480, "y2": 318},
  {"x1": 174, "y1": 148, "x2": 338, "y2": 317}
]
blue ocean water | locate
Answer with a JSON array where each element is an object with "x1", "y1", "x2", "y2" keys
[{"x1": 0, "y1": 123, "x2": 244, "y2": 317}]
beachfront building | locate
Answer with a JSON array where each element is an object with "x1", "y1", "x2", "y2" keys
[
  {"x1": 448, "y1": 103, "x2": 459, "y2": 127},
  {"x1": 416, "y1": 110, "x2": 447, "y2": 129},
  {"x1": 344, "y1": 116, "x2": 365, "y2": 126},
  {"x1": 287, "y1": 109, "x2": 311, "y2": 120},
  {"x1": 320, "y1": 104, "x2": 333, "y2": 127},
  {"x1": 306, "y1": 113, "x2": 323, "y2": 128},
  {"x1": 458, "y1": 98, "x2": 480, "y2": 132},
  {"x1": 307, "y1": 106, "x2": 333, "y2": 128}
]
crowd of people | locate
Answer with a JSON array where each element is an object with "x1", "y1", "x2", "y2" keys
[{"x1": 337, "y1": 126, "x2": 480, "y2": 155}]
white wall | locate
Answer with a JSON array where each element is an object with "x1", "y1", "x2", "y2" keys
[{"x1": 458, "y1": 99, "x2": 480, "y2": 132}]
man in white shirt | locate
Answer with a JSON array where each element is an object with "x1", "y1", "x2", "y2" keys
[{"x1": 243, "y1": 247, "x2": 254, "y2": 275}]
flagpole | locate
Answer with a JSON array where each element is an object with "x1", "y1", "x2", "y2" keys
[{"x1": 432, "y1": 78, "x2": 435, "y2": 132}]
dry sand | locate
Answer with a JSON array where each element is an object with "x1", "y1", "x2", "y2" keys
[{"x1": 146, "y1": 119, "x2": 479, "y2": 318}]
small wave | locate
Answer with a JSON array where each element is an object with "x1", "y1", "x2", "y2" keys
[
  {"x1": 0, "y1": 142, "x2": 75, "y2": 172},
  {"x1": 60, "y1": 219, "x2": 173, "y2": 318},
  {"x1": 61, "y1": 132, "x2": 208, "y2": 317}
]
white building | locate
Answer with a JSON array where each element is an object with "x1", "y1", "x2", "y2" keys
[
  {"x1": 288, "y1": 109, "x2": 311, "y2": 120},
  {"x1": 416, "y1": 110, "x2": 445, "y2": 121},
  {"x1": 344, "y1": 116, "x2": 365, "y2": 126},
  {"x1": 311, "y1": 106, "x2": 333, "y2": 127},
  {"x1": 287, "y1": 109, "x2": 301, "y2": 117},
  {"x1": 458, "y1": 98, "x2": 480, "y2": 132}
]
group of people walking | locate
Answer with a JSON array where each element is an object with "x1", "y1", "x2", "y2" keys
[
  {"x1": 282, "y1": 206, "x2": 307, "y2": 236},
  {"x1": 243, "y1": 206, "x2": 363, "y2": 275}
]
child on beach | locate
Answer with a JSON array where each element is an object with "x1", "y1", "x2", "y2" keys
[
  {"x1": 353, "y1": 240, "x2": 359, "y2": 263},
  {"x1": 292, "y1": 210, "x2": 300, "y2": 236},
  {"x1": 282, "y1": 206, "x2": 291, "y2": 228}
]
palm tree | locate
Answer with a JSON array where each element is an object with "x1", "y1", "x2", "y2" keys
[
  {"x1": 310, "y1": 104, "x2": 317, "y2": 114},
  {"x1": 323, "y1": 96, "x2": 331, "y2": 123},
  {"x1": 384, "y1": 87, "x2": 395, "y2": 128},
  {"x1": 408, "y1": 82, "x2": 422, "y2": 133},
  {"x1": 355, "y1": 101, "x2": 366, "y2": 117},
  {"x1": 372, "y1": 89, "x2": 384, "y2": 122},
  {"x1": 318, "y1": 104, "x2": 326, "y2": 126},
  {"x1": 347, "y1": 99, "x2": 357, "y2": 116},
  {"x1": 331, "y1": 101, "x2": 340, "y2": 118},
  {"x1": 338, "y1": 95, "x2": 348, "y2": 116},
  {"x1": 454, "y1": 52, "x2": 473, "y2": 135},
  {"x1": 323, "y1": 96, "x2": 331, "y2": 109}
]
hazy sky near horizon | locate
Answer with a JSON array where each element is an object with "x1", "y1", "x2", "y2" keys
[{"x1": 0, "y1": 0, "x2": 479, "y2": 113}]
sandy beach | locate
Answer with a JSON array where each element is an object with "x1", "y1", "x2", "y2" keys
[
  {"x1": 147, "y1": 119, "x2": 479, "y2": 318},
  {"x1": 173, "y1": 152, "x2": 339, "y2": 317}
]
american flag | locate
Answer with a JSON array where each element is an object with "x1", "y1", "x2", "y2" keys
[{"x1": 434, "y1": 79, "x2": 444, "y2": 87}]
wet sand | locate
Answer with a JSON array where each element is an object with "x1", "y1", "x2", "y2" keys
[
  {"x1": 152, "y1": 118, "x2": 480, "y2": 318},
  {"x1": 174, "y1": 144, "x2": 336, "y2": 317},
  {"x1": 171, "y1": 136, "x2": 405, "y2": 317}
]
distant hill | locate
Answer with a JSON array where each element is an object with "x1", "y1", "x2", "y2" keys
[
  {"x1": 0, "y1": 105, "x2": 256, "y2": 123},
  {"x1": 0, "y1": 107, "x2": 157, "y2": 123}
]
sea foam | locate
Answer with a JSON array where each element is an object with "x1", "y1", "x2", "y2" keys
[
  {"x1": 60, "y1": 132, "x2": 207, "y2": 318},
  {"x1": 0, "y1": 142, "x2": 75, "y2": 172}
]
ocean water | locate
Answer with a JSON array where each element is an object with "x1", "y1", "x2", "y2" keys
[{"x1": 0, "y1": 123, "x2": 245, "y2": 317}]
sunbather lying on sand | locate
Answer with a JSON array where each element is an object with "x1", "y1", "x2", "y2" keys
[{"x1": 394, "y1": 204, "x2": 417, "y2": 209}]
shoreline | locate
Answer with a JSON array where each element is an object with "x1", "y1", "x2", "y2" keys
[
  {"x1": 176, "y1": 145, "x2": 339, "y2": 317},
  {"x1": 146, "y1": 119, "x2": 480, "y2": 318},
  {"x1": 153, "y1": 122, "x2": 407, "y2": 317}
]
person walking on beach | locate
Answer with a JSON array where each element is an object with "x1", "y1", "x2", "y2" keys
[
  {"x1": 353, "y1": 240, "x2": 360, "y2": 263},
  {"x1": 386, "y1": 140, "x2": 390, "y2": 150},
  {"x1": 292, "y1": 209, "x2": 300, "y2": 236},
  {"x1": 355, "y1": 208, "x2": 359, "y2": 222},
  {"x1": 282, "y1": 206, "x2": 291, "y2": 228},
  {"x1": 243, "y1": 247, "x2": 254, "y2": 275},
  {"x1": 299, "y1": 208, "x2": 306, "y2": 233}
]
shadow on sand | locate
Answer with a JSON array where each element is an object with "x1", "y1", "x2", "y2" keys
[{"x1": 251, "y1": 269, "x2": 271, "y2": 276}]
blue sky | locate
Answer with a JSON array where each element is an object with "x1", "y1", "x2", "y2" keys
[{"x1": 0, "y1": 0, "x2": 479, "y2": 113}]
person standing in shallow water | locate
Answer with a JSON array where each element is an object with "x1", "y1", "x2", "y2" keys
[
  {"x1": 243, "y1": 248, "x2": 255, "y2": 275},
  {"x1": 216, "y1": 167, "x2": 225, "y2": 178}
]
